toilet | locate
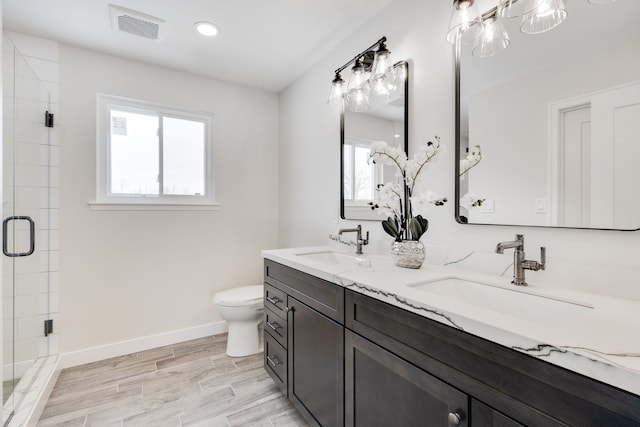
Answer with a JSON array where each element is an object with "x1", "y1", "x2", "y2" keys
[{"x1": 213, "y1": 285, "x2": 264, "y2": 357}]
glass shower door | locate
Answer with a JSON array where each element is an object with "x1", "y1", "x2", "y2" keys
[{"x1": 2, "y1": 41, "x2": 51, "y2": 421}]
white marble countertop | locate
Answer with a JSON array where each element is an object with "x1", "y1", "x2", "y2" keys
[{"x1": 262, "y1": 246, "x2": 640, "y2": 397}]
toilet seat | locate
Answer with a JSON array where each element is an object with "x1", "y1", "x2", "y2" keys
[{"x1": 213, "y1": 285, "x2": 263, "y2": 307}]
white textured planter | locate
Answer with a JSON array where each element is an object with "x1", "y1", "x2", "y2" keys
[{"x1": 390, "y1": 240, "x2": 425, "y2": 269}]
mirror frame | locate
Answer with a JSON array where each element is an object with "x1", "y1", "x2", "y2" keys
[
  {"x1": 453, "y1": 34, "x2": 640, "y2": 231},
  {"x1": 340, "y1": 60, "x2": 409, "y2": 220}
]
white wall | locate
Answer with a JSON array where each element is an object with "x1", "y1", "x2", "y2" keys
[
  {"x1": 59, "y1": 45, "x2": 279, "y2": 353},
  {"x1": 278, "y1": 0, "x2": 640, "y2": 301}
]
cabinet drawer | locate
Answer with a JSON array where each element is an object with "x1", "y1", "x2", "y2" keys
[
  {"x1": 264, "y1": 332, "x2": 287, "y2": 395},
  {"x1": 265, "y1": 282, "x2": 287, "y2": 319},
  {"x1": 264, "y1": 307, "x2": 287, "y2": 349},
  {"x1": 265, "y1": 260, "x2": 344, "y2": 324}
]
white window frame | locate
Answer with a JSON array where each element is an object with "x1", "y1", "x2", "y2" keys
[{"x1": 92, "y1": 94, "x2": 218, "y2": 210}]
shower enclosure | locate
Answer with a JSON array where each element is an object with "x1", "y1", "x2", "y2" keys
[{"x1": 2, "y1": 35, "x2": 54, "y2": 424}]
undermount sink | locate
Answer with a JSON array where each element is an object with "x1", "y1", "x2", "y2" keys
[
  {"x1": 295, "y1": 251, "x2": 370, "y2": 266},
  {"x1": 410, "y1": 277, "x2": 593, "y2": 327}
]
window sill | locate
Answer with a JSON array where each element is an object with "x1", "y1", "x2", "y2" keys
[{"x1": 87, "y1": 201, "x2": 222, "y2": 211}]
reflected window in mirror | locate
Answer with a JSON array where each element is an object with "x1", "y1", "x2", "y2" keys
[
  {"x1": 455, "y1": 1, "x2": 640, "y2": 230},
  {"x1": 341, "y1": 61, "x2": 408, "y2": 221}
]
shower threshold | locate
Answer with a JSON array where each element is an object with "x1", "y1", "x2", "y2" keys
[{"x1": 2, "y1": 355, "x2": 59, "y2": 427}]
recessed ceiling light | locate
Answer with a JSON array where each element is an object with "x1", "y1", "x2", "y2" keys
[{"x1": 195, "y1": 21, "x2": 219, "y2": 37}]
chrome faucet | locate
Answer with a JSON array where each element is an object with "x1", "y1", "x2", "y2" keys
[
  {"x1": 495, "y1": 234, "x2": 546, "y2": 286},
  {"x1": 338, "y1": 224, "x2": 369, "y2": 255}
]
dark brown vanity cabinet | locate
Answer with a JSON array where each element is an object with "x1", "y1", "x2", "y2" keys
[
  {"x1": 264, "y1": 260, "x2": 344, "y2": 427},
  {"x1": 264, "y1": 260, "x2": 640, "y2": 427},
  {"x1": 346, "y1": 289, "x2": 640, "y2": 427}
]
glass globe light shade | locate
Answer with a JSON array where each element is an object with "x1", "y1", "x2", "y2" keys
[
  {"x1": 472, "y1": 15, "x2": 510, "y2": 58},
  {"x1": 520, "y1": 0, "x2": 567, "y2": 34},
  {"x1": 446, "y1": 0, "x2": 483, "y2": 45},
  {"x1": 327, "y1": 74, "x2": 346, "y2": 107}
]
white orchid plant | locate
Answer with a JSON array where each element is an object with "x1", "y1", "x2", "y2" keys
[{"x1": 368, "y1": 136, "x2": 447, "y2": 242}]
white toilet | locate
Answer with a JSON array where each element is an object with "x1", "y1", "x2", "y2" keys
[{"x1": 213, "y1": 285, "x2": 264, "y2": 357}]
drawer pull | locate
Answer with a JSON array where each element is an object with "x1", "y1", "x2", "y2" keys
[
  {"x1": 266, "y1": 321, "x2": 281, "y2": 331},
  {"x1": 266, "y1": 355, "x2": 281, "y2": 367},
  {"x1": 266, "y1": 296, "x2": 282, "y2": 306}
]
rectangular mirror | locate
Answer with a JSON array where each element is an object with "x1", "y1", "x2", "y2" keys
[
  {"x1": 455, "y1": 1, "x2": 640, "y2": 230},
  {"x1": 341, "y1": 61, "x2": 408, "y2": 220}
]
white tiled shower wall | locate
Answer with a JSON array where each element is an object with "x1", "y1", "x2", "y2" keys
[{"x1": 2, "y1": 31, "x2": 59, "y2": 380}]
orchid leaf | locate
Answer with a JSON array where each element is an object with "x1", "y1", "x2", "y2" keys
[
  {"x1": 409, "y1": 215, "x2": 429, "y2": 240},
  {"x1": 382, "y1": 217, "x2": 399, "y2": 239}
]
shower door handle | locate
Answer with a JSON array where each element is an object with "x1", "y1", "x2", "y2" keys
[{"x1": 3, "y1": 216, "x2": 36, "y2": 257}]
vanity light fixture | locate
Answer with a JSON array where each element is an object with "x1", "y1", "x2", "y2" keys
[
  {"x1": 327, "y1": 37, "x2": 401, "y2": 112},
  {"x1": 194, "y1": 21, "x2": 220, "y2": 37},
  {"x1": 447, "y1": 0, "x2": 565, "y2": 46},
  {"x1": 453, "y1": 0, "x2": 613, "y2": 56}
]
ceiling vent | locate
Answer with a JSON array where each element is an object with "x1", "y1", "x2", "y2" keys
[{"x1": 109, "y1": 4, "x2": 165, "y2": 40}]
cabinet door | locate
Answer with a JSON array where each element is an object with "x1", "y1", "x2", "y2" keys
[
  {"x1": 346, "y1": 330, "x2": 468, "y2": 427},
  {"x1": 288, "y1": 297, "x2": 344, "y2": 427}
]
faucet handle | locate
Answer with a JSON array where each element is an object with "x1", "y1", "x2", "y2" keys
[
  {"x1": 360, "y1": 231, "x2": 370, "y2": 246},
  {"x1": 540, "y1": 246, "x2": 546, "y2": 271}
]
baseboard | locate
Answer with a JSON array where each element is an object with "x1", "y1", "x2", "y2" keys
[{"x1": 58, "y1": 321, "x2": 228, "y2": 370}]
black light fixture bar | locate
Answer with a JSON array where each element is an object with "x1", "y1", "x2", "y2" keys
[{"x1": 334, "y1": 36, "x2": 387, "y2": 75}]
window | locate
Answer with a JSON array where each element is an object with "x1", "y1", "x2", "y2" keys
[
  {"x1": 343, "y1": 140, "x2": 377, "y2": 202},
  {"x1": 95, "y1": 94, "x2": 216, "y2": 208}
]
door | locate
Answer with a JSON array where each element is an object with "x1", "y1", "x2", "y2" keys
[
  {"x1": 345, "y1": 330, "x2": 468, "y2": 427},
  {"x1": 288, "y1": 297, "x2": 344, "y2": 427},
  {"x1": 589, "y1": 81, "x2": 640, "y2": 229},
  {"x1": 2, "y1": 41, "x2": 52, "y2": 418},
  {"x1": 558, "y1": 105, "x2": 591, "y2": 227}
]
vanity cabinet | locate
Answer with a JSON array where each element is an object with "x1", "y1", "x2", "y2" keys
[
  {"x1": 346, "y1": 289, "x2": 640, "y2": 427},
  {"x1": 263, "y1": 259, "x2": 640, "y2": 427},
  {"x1": 264, "y1": 260, "x2": 344, "y2": 427}
]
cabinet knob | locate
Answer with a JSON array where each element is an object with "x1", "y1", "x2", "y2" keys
[{"x1": 448, "y1": 411, "x2": 462, "y2": 426}]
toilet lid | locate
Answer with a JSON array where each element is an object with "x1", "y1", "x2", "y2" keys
[{"x1": 213, "y1": 285, "x2": 263, "y2": 306}]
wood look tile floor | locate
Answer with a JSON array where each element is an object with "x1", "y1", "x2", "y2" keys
[{"x1": 38, "y1": 334, "x2": 308, "y2": 426}]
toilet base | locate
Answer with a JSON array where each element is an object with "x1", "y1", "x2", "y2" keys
[{"x1": 226, "y1": 320, "x2": 263, "y2": 357}]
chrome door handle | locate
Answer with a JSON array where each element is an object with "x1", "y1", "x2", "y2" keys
[{"x1": 3, "y1": 216, "x2": 35, "y2": 257}]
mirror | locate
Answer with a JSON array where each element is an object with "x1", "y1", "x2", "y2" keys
[
  {"x1": 455, "y1": 1, "x2": 640, "y2": 230},
  {"x1": 341, "y1": 61, "x2": 408, "y2": 220}
]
